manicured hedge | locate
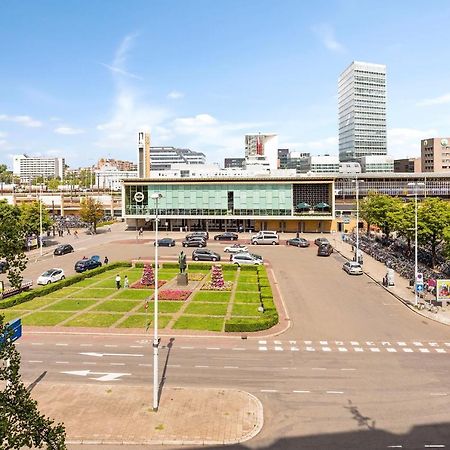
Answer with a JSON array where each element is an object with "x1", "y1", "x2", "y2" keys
[
  {"x1": 260, "y1": 287, "x2": 273, "y2": 298},
  {"x1": 161, "y1": 262, "x2": 238, "y2": 271},
  {"x1": 224, "y1": 313, "x2": 278, "y2": 332},
  {"x1": 0, "y1": 262, "x2": 131, "y2": 310},
  {"x1": 239, "y1": 265, "x2": 258, "y2": 272}
]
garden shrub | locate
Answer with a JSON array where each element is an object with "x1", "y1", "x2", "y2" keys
[
  {"x1": 239, "y1": 265, "x2": 258, "y2": 272},
  {"x1": 224, "y1": 313, "x2": 278, "y2": 332}
]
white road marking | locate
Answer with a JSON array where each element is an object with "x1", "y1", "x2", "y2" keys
[
  {"x1": 306, "y1": 347, "x2": 315, "y2": 352},
  {"x1": 335, "y1": 341, "x2": 344, "y2": 345},
  {"x1": 55, "y1": 361, "x2": 69, "y2": 364},
  {"x1": 275, "y1": 346, "x2": 283, "y2": 351},
  {"x1": 354, "y1": 347, "x2": 364, "y2": 352},
  {"x1": 82, "y1": 362, "x2": 97, "y2": 365},
  {"x1": 381, "y1": 342, "x2": 391, "y2": 346},
  {"x1": 312, "y1": 368, "x2": 326, "y2": 371},
  {"x1": 110, "y1": 363, "x2": 125, "y2": 366},
  {"x1": 260, "y1": 389, "x2": 278, "y2": 393},
  {"x1": 224, "y1": 366, "x2": 239, "y2": 369},
  {"x1": 397, "y1": 342, "x2": 406, "y2": 346},
  {"x1": 322, "y1": 347, "x2": 331, "y2": 352},
  {"x1": 195, "y1": 365, "x2": 209, "y2": 368},
  {"x1": 319, "y1": 341, "x2": 328, "y2": 345},
  {"x1": 338, "y1": 347, "x2": 348, "y2": 352},
  {"x1": 138, "y1": 363, "x2": 152, "y2": 367},
  {"x1": 419, "y1": 348, "x2": 430, "y2": 353},
  {"x1": 413, "y1": 341, "x2": 423, "y2": 346},
  {"x1": 387, "y1": 446, "x2": 403, "y2": 448},
  {"x1": 430, "y1": 393, "x2": 448, "y2": 396},
  {"x1": 429, "y1": 342, "x2": 438, "y2": 347},
  {"x1": 167, "y1": 364, "x2": 180, "y2": 368},
  {"x1": 326, "y1": 391, "x2": 344, "y2": 394},
  {"x1": 29, "y1": 360, "x2": 43, "y2": 363},
  {"x1": 274, "y1": 340, "x2": 282, "y2": 344},
  {"x1": 291, "y1": 347, "x2": 299, "y2": 351},
  {"x1": 79, "y1": 352, "x2": 143, "y2": 358},
  {"x1": 206, "y1": 347, "x2": 220, "y2": 350},
  {"x1": 232, "y1": 347, "x2": 245, "y2": 351},
  {"x1": 366, "y1": 341, "x2": 375, "y2": 346},
  {"x1": 370, "y1": 348, "x2": 380, "y2": 352},
  {"x1": 386, "y1": 348, "x2": 397, "y2": 353},
  {"x1": 258, "y1": 340, "x2": 267, "y2": 344},
  {"x1": 435, "y1": 348, "x2": 446, "y2": 353},
  {"x1": 130, "y1": 345, "x2": 143, "y2": 348},
  {"x1": 80, "y1": 344, "x2": 93, "y2": 347},
  {"x1": 304, "y1": 340, "x2": 312, "y2": 344},
  {"x1": 341, "y1": 368, "x2": 356, "y2": 371},
  {"x1": 350, "y1": 341, "x2": 360, "y2": 346},
  {"x1": 293, "y1": 390, "x2": 310, "y2": 393},
  {"x1": 444, "y1": 343, "x2": 450, "y2": 347},
  {"x1": 31, "y1": 343, "x2": 43, "y2": 346},
  {"x1": 56, "y1": 343, "x2": 68, "y2": 346},
  {"x1": 104, "y1": 344, "x2": 118, "y2": 348},
  {"x1": 289, "y1": 340, "x2": 297, "y2": 344},
  {"x1": 180, "y1": 346, "x2": 194, "y2": 349},
  {"x1": 425, "y1": 445, "x2": 446, "y2": 448},
  {"x1": 403, "y1": 348, "x2": 413, "y2": 353},
  {"x1": 259, "y1": 346, "x2": 268, "y2": 351}
]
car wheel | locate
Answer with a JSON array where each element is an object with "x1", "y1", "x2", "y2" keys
[
  {"x1": 272, "y1": 241, "x2": 277, "y2": 245},
  {"x1": 212, "y1": 257, "x2": 217, "y2": 261},
  {"x1": 194, "y1": 256, "x2": 199, "y2": 261},
  {"x1": 224, "y1": 249, "x2": 229, "y2": 253},
  {"x1": 46, "y1": 280, "x2": 51, "y2": 284},
  {"x1": 199, "y1": 244, "x2": 204, "y2": 247},
  {"x1": 252, "y1": 241, "x2": 257, "y2": 245},
  {"x1": 183, "y1": 243, "x2": 187, "y2": 247},
  {"x1": 61, "y1": 276, "x2": 65, "y2": 280}
]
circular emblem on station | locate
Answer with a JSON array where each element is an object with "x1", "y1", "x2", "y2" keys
[
  {"x1": 134, "y1": 192, "x2": 145, "y2": 203},
  {"x1": 441, "y1": 138, "x2": 448, "y2": 147}
]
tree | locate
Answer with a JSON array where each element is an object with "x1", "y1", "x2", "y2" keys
[
  {"x1": 0, "y1": 315, "x2": 66, "y2": 449},
  {"x1": 47, "y1": 178, "x2": 60, "y2": 191},
  {"x1": 80, "y1": 197, "x2": 104, "y2": 232},
  {"x1": 19, "y1": 202, "x2": 53, "y2": 237},
  {"x1": 359, "y1": 192, "x2": 402, "y2": 238},
  {"x1": 0, "y1": 202, "x2": 27, "y2": 289},
  {"x1": 389, "y1": 201, "x2": 415, "y2": 252},
  {"x1": 417, "y1": 197, "x2": 450, "y2": 268}
]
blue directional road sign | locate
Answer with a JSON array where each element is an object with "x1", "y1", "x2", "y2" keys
[
  {"x1": 416, "y1": 283, "x2": 424, "y2": 292},
  {"x1": 0, "y1": 318, "x2": 22, "y2": 344}
]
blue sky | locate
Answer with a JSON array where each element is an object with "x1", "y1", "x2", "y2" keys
[{"x1": 1, "y1": 0, "x2": 450, "y2": 168}]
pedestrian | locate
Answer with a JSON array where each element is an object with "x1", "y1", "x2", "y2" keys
[
  {"x1": 67, "y1": 227, "x2": 71, "y2": 235},
  {"x1": 107, "y1": 225, "x2": 111, "y2": 232},
  {"x1": 74, "y1": 230, "x2": 78, "y2": 239},
  {"x1": 124, "y1": 275, "x2": 129, "y2": 289},
  {"x1": 139, "y1": 227, "x2": 143, "y2": 237},
  {"x1": 104, "y1": 256, "x2": 109, "y2": 264},
  {"x1": 115, "y1": 274, "x2": 121, "y2": 290}
]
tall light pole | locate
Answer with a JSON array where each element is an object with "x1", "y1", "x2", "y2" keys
[
  {"x1": 408, "y1": 182, "x2": 425, "y2": 306},
  {"x1": 39, "y1": 183, "x2": 43, "y2": 256},
  {"x1": 352, "y1": 177, "x2": 364, "y2": 263},
  {"x1": 151, "y1": 192, "x2": 162, "y2": 411}
]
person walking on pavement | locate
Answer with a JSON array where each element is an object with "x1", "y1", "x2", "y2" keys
[
  {"x1": 74, "y1": 230, "x2": 78, "y2": 239},
  {"x1": 124, "y1": 275, "x2": 129, "y2": 289},
  {"x1": 115, "y1": 274, "x2": 121, "y2": 290},
  {"x1": 104, "y1": 256, "x2": 109, "y2": 265}
]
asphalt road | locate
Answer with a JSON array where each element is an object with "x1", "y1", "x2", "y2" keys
[{"x1": 13, "y1": 226, "x2": 450, "y2": 449}]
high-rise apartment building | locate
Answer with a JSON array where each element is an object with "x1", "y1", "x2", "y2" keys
[
  {"x1": 244, "y1": 133, "x2": 279, "y2": 171},
  {"x1": 421, "y1": 138, "x2": 450, "y2": 172},
  {"x1": 12, "y1": 154, "x2": 65, "y2": 182},
  {"x1": 338, "y1": 61, "x2": 387, "y2": 162}
]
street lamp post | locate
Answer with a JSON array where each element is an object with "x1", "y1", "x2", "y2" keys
[
  {"x1": 151, "y1": 193, "x2": 162, "y2": 411},
  {"x1": 408, "y1": 182, "x2": 425, "y2": 306},
  {"x1": 352, "y1": 177, "x2": 364, "y2": 264},
  {"x1": 39, "y1": 183, "x2": 43, "y2": 256}
]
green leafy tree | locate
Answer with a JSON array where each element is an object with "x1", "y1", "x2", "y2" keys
[
  {"x1": 0, "y1": 315, "x2": 66, "y2": 449},
  {"x1": 0, "y1": 202, "x2": 27, "y2": 288},
  {"x1": 19, "y1": 202, "x2": 53, "y2": 237},
  {"x1": 0, "y1": 164, "x2": 13, "y2": 184},
  {"x1": 417, "y1": 197, "x2": 450, "y2": 268},
  {"x1": 389, "y1": 201, "x2": 415, "y2": 251},
  {"x1": 47, "y1": 178, "x2": 60, "y2": 191},
  {"x1": 80, "y1": 197, "x2": 104, "y2": 232},
  {"x1": 359, "y1": 192, "x2": 402, "y2": 238}
]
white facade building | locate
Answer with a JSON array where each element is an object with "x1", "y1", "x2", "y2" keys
[
  {"x1": 339, "y1": 161, "x2": 362, "y2": 174},
  {"x1": 244, "y1": 134, "x2": 279, "y2": 171},
  {"x1": 94, "y1": 164, "x2": 138, "y2": 191},
  {"x1": 308, "y1": 155, "x2": 340, "y2": 173},
  {"x1": 338, "y1": 61, "x2": 387, "y2": 162},
  {"x1": 148, "y1": 146, "x2": 206, "y2": 171},
  {"x1": 13, "y1": 154, "x2": 65, "y2": 182},
  {"x1": 360, "y1": 155, "x2": 394, "y2": 173}
]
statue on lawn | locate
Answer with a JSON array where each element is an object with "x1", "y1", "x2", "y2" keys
[{"x1": 178, "y1": 251, "x2": 187, "y2": 273}]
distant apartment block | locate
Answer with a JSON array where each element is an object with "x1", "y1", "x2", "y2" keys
[
  {"x1": 149, "y1": 147, "x2": 206, "y2": 171},
  {"x1": 338, "y1": 61, "x2": 387, "y2": 162},
  {"x1": 307, "y1": 155, "x2": 340, "y2": 173},
  {"x1": 96, "y1": 158, "x2": 137, "y2": 172},
  {"x1": 360, "y1": 155, "x2": 394, "y2": 173},
  {"x1": 224, "y1": 158, "x2": 245, "y2": 169},
  {"x1": 394, "y1": 157, "x2": 421, "y2": 173},
  {"x1": 421, "y1": 138, "x2": 450, "y2": 172},
  {"x1": 13, "y1": 154, "x2": 65, "y2": 183}
]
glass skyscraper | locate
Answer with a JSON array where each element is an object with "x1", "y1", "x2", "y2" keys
[{"x1": 338, "y1": 61, "x2": 386, "y2": 162}]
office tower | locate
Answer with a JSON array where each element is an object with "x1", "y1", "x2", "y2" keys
[
  {"x1": 421, "y1": 138, "x2": 450, "y2": 172},
  {"x1": 338, "y1": 61, "x2": 387, "y2": 162},
  {"x1": 12, "y1": 154, "x2": 65, "y2": 183}
]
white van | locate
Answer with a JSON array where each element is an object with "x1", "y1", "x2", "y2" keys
[{"x1": 251, "y1": 231, "x2": 279, "y2": 245}]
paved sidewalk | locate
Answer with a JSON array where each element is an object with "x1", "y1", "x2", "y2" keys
[
  {"x1": 31, "y1": 383, "x2": 263, "y2": 446},
  {"x1": 328, "y1": 233, "x2": 450, "y2": 327}
]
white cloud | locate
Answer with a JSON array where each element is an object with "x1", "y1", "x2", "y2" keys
[
  {"x1": 387, "y1": 127, "x2": 437, "y2": 158},
  {"x1": 54, "y1": 126, "x2": 84, "y2": 135},
  {"x1": 167, "y1": 90, "x2": 184, "y2": 100},
  {"x1": 0, "y1": 114, "x2": 42, "y2": 127},
  {"x1": 281, "y1": 136, "x2": 338, "y2": 154},
  {"x1": 417, "y1": 93, "x2": 450, "y2": 106},
  {"x1": 0, "y1": 131, "x2": 7, "y2": 138},
  {"x1": 313, "y1": 24, "x2": 345, "y2": 53}
]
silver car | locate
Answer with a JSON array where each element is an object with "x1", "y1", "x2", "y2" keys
[
  {"x1": 37, "y1": 268, "x2": 66, "y2": 285},
  {"x1": 231, "y1": 253, "x2": 263, "y2": 266},
  {"x1": 342, "y1": 261, "x2": 363, "y2": 275}
]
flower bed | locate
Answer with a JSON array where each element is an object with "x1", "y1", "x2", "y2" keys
[
  {"x1": 158, "y1": 289, "x2": 192, "y2": 301},
  {"x1": 201, "y1": 281, "x2": 233, "y2": 291},
  {"x1": 130, "y1": 280, "x2": 166, "y2": 289},
  {"x1": 188, "y1": 272, "x2": 205, "y2": 281}
]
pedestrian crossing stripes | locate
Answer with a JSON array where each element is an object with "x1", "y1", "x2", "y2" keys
[{"x1": 256, "y1": 340, "x2": 449, "y2": 354}]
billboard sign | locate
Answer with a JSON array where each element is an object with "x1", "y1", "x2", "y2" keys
[{"x1": 436, "y1": 279, "x2": 450, "y2": 302}]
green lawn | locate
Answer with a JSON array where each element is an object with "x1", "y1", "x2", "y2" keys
[
  {"x1": 236, "y1": 283, "x2": 260, "y2": 292},
  {"x1": 67, "y1": 288, "x2": 116, "y2": 299},
  {"x1": 117, "y1": 314, "x2": 172, "y2": 328},
  {"x1": 112, "y1": 289, "x2": 153, "y2": 300},
  {"x1": 137, "y1": 301, "x2": 184, "y2": 313},
  {"x1": 237, "y1": 276, "x2": 258, "y2": 283},
  {"x1": 173, "y1": 316, "x2": 224, "y2": 332},
  {"x1": 1, "y1": 310, "x2": 25, "y2": 322},
  {"x1": 223, "y1": 272, "x2": 237, "y2": 281},
  {"x1": 92, "y1": 300, "x2": 141, "y2": 312},
  {"x1": 21, "y1": 312, "x2": 74, "y2": 326},
  {"x1": 234, "y1": 292, "x2": 261, "y2": 303},
  {"x1": 192, "y1": 291, "x2": 231, "y2": 302},
  {"x1": 184, "y1": 303, "x2": 228, "y2": 316},
  {"x1": 74, "y1": 278, "x2": 106, "y2": 287},
  {"x1": 63, "y1": 313, "x2": 123, "y2": 327},
  {"x1": 232, "y1": 303, "x2": 262, "y2": 317},
  {"x1": 43, "y1": 299, "x2": 97, "y2": 311},
  {"x1": 10, "y1": 296, "x2": 59, "y2": 310}
]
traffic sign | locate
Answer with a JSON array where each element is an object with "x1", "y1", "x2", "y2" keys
[
  {"x1": 0, "y1": 318, "x2": 22, "y2": 345},
  {"x1": 416, "y1": 283, "x2": 424, "y2": 292},
  {"x1": 416, "y1": 272, "x2": 424, "y2": 283}
]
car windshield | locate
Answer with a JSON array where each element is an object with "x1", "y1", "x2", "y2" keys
[{"x1": 41, "y1": 270, "x2": 54, "y2": 276}]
